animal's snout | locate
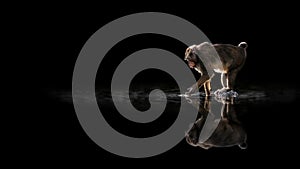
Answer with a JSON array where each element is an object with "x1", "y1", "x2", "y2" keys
[{"x1": 188, "y1": 61, "x2": 195, "y2": 68}]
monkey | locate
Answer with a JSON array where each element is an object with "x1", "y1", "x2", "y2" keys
[
  {"x1": 185, "y1": 96, "x2": 247, "y2": 150},
  {"x1": 184, "y1": 42, "x2": 247, "y2": 96}
]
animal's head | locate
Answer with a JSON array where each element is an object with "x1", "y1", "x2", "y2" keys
[{"x1": 184, "y1": 46, "x2": 199, "y2": 69}]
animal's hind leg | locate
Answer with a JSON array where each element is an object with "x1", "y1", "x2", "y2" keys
[
  {"x1": 221, "y1": 73, "x2": 228, "y2": 89},
  {"x1": 227, "y1": 70, "x2": 238, "y2": 90}
]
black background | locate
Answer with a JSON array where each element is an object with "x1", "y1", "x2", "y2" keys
[{"x1": 15, "y1": 1, "x2": 299, "y2": 166}]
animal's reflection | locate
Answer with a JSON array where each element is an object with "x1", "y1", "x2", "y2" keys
[{"x1": 185, "y1": 96, "x2": 247, "y2": 149}]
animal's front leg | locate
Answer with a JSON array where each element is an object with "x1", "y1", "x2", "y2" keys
[
  {"x1": 204, "y1": 80, "x2": 211, "y2": 96},
  {"x1": 185, "y1": 74, "x2": 210, "y2": 95},
  {"x1": 203, "y1": 96, "x2": 211, "y2": 111},
  {"x1": 196, "y1": 74, "x2": 210, "y2": 88}
]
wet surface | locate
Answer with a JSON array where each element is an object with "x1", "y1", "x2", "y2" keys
[
  {"x1": 38, "y1": 83, "x2": 299, "y2": 165},
  {"x1": 57, "y1": 86, "x2": 300, "y2": 148},
  {"x1": 20, "y1": 2, "x2": 300, "y2": 165},
  {"x1": 67, "y1": 87, "x2": 297, "y2": 105}
]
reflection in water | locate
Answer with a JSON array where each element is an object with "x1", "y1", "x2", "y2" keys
[
  {"x1": 185, "y1": 95, "x2": 247, "y2": 149},
  {"x1": 58, "y1": 88, "x2": 278, "y2": 150},
  {"x1": 66, "y1": 88, "x2": 269, "y2": 105},
  {"x1": 54, "y1": 86, "x2": 299, "y2": 153}
]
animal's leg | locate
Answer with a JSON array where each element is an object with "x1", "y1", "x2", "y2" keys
[
  {"x1": 204, "y1": 96, "x2": 210, "y2": 111},
  {"x1": 196, "y1": 74, "x2": 210, "y2": 89},
  {"x1": 186, "y1": 74, "x2": 209, "y2": 95},
  {"x1": 204, "y1": 80, "x2": 211, "y2": 96},
  {"x1": 221, "y1": 73, "x2": 228, "y2": 89},
  {"x1": 227, "y1": 70, "x2": 238, "y2": 90}
]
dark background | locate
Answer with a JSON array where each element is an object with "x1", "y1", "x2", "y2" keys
[{"x1": 15, "y1": 1, "x2": 298, "y2": 166}]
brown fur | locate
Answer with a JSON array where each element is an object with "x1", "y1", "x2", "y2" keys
[
  {"x1": 185, "y1": 97, "x2": 247, "y2": 149},
  {"x1": 185, "y1": 42, "x2": 247, "y2": 96}
]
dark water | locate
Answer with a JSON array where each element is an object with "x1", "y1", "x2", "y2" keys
[
  {"x1": 50, "y1": 85, "x2": 299, "y2": 163},
  {"x1": 16, "y1": 2, "x2": 298, "y2": 166}
]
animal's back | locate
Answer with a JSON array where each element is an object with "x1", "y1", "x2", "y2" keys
[{"x1": 213, "y1": 43, "x2": 247, "y2": 71}]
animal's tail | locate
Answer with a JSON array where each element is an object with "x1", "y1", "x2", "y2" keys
[{"x1": 238, "y1": 42, "x2": 248, "y2": 49}]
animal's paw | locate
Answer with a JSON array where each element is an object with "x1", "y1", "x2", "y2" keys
[
  {"x1": 214, "y1": 88, "x2": 238, "y2": 99},
  {"x1": 185, "y1": 84, "x2": 199, "y2": 96}
]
